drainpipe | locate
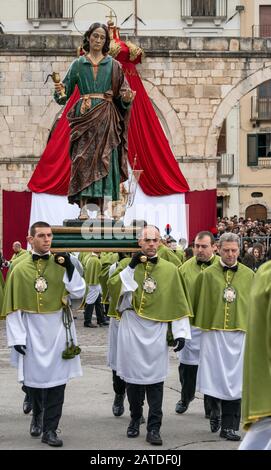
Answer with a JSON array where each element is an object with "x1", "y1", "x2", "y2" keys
[{"x1": 134, "y1": 0, "x2": 138, "y2": 35}]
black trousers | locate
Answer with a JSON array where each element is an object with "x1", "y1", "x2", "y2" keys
[
  {"x1": 179, "y1": 363, "x2": 212, "y2": 416},
  {"x1": 126, "y1": 382, "x2": 163, "y2": 432},
  {"x1": 208, "y1": 396, "x2": 241, "y2": 430},
  {"x1": 84, "y1": 294, "x2": 104, "y2": 325},
  {"x1": 112, "y1": 370, "x2": 126, "y2": 395},
  {"x1": 28, "y1": 384, "x2": 66, "y2": 433}
]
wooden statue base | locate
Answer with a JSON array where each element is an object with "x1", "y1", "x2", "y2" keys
[{"x1": 51, "y1": 220, "x2": 143, "y2": 252}]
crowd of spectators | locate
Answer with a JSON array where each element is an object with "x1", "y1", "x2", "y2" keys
[
  {"x1": 213, "y1": 216, "x2": 271, "y2": 271},
  {"x1": 163, "y1": 215, "x2": 271, "y2": 272}
]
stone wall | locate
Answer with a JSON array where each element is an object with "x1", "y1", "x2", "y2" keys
[{"x1": 1, "y1": 35, "x2": 271, "y2": 241}]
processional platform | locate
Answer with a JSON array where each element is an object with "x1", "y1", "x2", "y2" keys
[{"x1": 50, "y1": 219, "x2": 141, "y2": 253}]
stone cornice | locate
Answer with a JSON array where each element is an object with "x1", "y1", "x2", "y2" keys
[
  {"x1": 0, "y1": 157, "x2": 39, "y2": 164},
  {"x1": 1, "y1": 35, "x2": 271, "y2": 58}
]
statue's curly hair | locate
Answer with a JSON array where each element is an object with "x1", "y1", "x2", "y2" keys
[{"x1": 82, "y1": 23, "x2": 110, "y2": 54}]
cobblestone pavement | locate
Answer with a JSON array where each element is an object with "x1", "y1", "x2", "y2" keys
[{"x1": 0, "y1": 313, "x2": 243, "y2": 450}]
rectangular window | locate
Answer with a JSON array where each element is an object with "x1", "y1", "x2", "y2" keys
[
  {"x1": 260, "y1": 5, "x2": 271, "y2": 38},
  {"x1": 247, "y1": 134, "x2": 271, "y2": 166},
  {"x1": 191, "y1": 0, "x2": 216, "y2": 17},
  {"x1": 38, "y1": 0, "x2": 63, "y2": 19}
]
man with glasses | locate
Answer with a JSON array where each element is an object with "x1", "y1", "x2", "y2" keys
[{"x1": 108, "y1": 225, "x2": 192, "y2": 446}]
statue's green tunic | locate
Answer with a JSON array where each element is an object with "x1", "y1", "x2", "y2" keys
[
  {"x1": 54, "y1": 55, "x2": 130, "y2": 205},
  {"x1": 242, "y1": 261, "x2": 271, "y2": 430},
  {"x1": 108, "y1": 258, "x2": 192, "y2": 322},
  {"x1": 193, "y1": 262, "x2": 254, "y2": 331},
  {"x1": 2, "y1": 254, "x2": 68, "y2": 316}
]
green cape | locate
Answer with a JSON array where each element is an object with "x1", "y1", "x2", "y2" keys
[
  {"x1": 157, "y1": 244, "x2": 182, "y2": 267},
  {"x1": 2, "y1": 253, "x2": 68, "y2": 316},
  {"x1": 193, "y1": 262, "x2": 254, "y2": 331},
  {"x1": 0, "y1": 271, "x2": 4, "y2": 317},
  {"x1": 99, "y1": 252, "x2": 119, "y2": 303},
  {"x1": 242, "y1": 261, "x2": 271, "y2": 429},
  {"x1": 84, "y1": 255, "x2": 102, "y2": 285},
  {"x1": 179, "y1": 255, "x2": 219, "y2": 307},
  {"x1": 108, "y1": 257, "x2": 192, "y2": 322},
  {"x1": 10, "y1": 249, "x2": 27, "y2": 262}
]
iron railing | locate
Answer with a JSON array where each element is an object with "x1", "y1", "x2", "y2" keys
[
  {"x1": 252, "y1": 24, "x2": 271, "y2": 38},
  {"x1": 181, "y1": 0, "x2": 227, "y2": 19},
  {"x1": 27, "y1": 0, "x2": 73, "y2": 20},
  {"x1": 217, "y1": 153, "x2": 234, "y2": 178},
  {"x1": 251, "y1": 96, "x2": 271, "y2": 121}
]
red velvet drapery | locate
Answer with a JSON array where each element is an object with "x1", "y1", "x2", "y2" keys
[
  {"x1": 185, "y1": 189, "x2": 217, "y2": 243},
  {"x1": 2, "y1": 190, "x2": 32, "y2": 260},
  {"x1": 28, "y1": 42, "x2": 189, "y2": 195}
]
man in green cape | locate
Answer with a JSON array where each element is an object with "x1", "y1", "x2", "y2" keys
[
  {"x1": 108, "y1": 225, "x2": 192, "y2": 446},
  {"x1": 3, "y1": 222, "x2": 85, "y2": 447},
  {"x1": 176, "y1": 231, "x2": 218, "y2": 417},
  {"x1": 239, "y1": 261, "x2": 271, "y2": 450},
  {"x1": 193, "y1": 233, "x2": 254, "y2": 441},
  {"x1": 83, "y1": 253, "x2": 108, "y2": 327},
  {"x1": 9, "y1": 241, "x2": 27, "y2": 262}
]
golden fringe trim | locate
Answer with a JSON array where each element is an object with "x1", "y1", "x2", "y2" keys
[
  {"x1": 243, "y1": 412, "x2": 271, "y2": 430},
  {"x1": 109, "y1": 39, "x2": 121, "y2": 58},
  {"x1": 125, "y1": 40, "x2": 144, "y2": 62},
  {"x1": 124, "y1": 69, "x2": 139, "y2": 77}
]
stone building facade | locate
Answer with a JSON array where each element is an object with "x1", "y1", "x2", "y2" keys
[{"x1": 2, "y1": 34, "x2": 271, "y2": 230}]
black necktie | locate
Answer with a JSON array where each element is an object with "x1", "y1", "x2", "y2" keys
[
  {"x1": 32, "y1": 254, "x2": 50, "y2": 261},
  {"x1": 148, "y1": 257, "x2": 158, "y2": 264},
  {"x1": 197, "y1": 259, "x2": 212, "y2": 266},
  {"x1": 223, "y1": 265, "x2": 238, "y2": 272}
]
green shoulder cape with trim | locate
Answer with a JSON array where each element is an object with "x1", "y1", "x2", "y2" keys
[
  {"x1": 193, "y1": 262, "x2": 254, "y2": 331},
  {"x1": 108, "y1": 257, "x2": 192, "y2": 322},
  {"x1": 2, "y1": 253, "x2": 68, "y2": 316},
  {"x1": 242, "y1": 261, "x2": 271, "y2": 430}
]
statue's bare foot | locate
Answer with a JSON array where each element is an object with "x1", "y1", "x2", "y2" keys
[{"x1": 78, "y1": 207, "x2": 89, "y2": 220}]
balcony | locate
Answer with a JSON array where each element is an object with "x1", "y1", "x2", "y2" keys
[
  {"x1": 251, "y1": 96, "x2": 271, "y2": 122},
  {"x1": 252, "y1": 25, "x2": 271, "y2": 38},
  {"x1": 27, "y1": 0, "x2": 73, "y2": 28},
  {"x1": 258, "y1": 157, "x2": 271, "y2": 169},
  {"x1": 217, "y1": 153, "x2": 234, "y2": 183},
  {"x1": 181, "y1": 0, "x2": 227, "y2": 26}
]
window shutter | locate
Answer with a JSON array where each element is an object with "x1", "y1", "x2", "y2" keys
[{"x1": 247, "y1": 134, "x2": 258, "y2": 166}]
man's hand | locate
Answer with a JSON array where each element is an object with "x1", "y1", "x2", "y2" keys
[
  {"x1": 54, "y1": 253, "x2": 74, "y2": 281},
  {"x1": 120, "y1": 89, "x2": 136, "y2": 103},
  {"x1": 173, "y1": 338, "x2": 185, "y2": 352},
  {"x1": 14, "y1": 345, "x2": 26, "y2": 355},
  {"x1": 129, "y1": 252, "x2": 145, "y2": 269}
]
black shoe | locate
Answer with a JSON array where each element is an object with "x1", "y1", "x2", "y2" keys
[
  {"x1": 220, "y1": 428, "x2": 241, "y2": 441},
  {"x1": 210, "y1": 417, "x2": 221, "y2": 433},
  {"x1": 112, "y1": 393, "x2": 125, "y2": 417},
  {"x1": 30, "y1": 413, "x2": 43, "y2": 437},
  {"x1": 127, "y1": 419, "x2": 140, "y2": 438},
  {"x1": 42, "y1": 430, "x2": 63, "y2": 447},
  {"x1": 84, "y1": 323, "x2": 97, "y2": 328},
  {"x1": 23, "y1": 394, "x2": 32, "y2": 415},
  {"x1": 146, "y1": 429, "x2": 163, "y2": 446},
  {"x1": 175, "y1": 400, "x2": 188, "y2": 414}
]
